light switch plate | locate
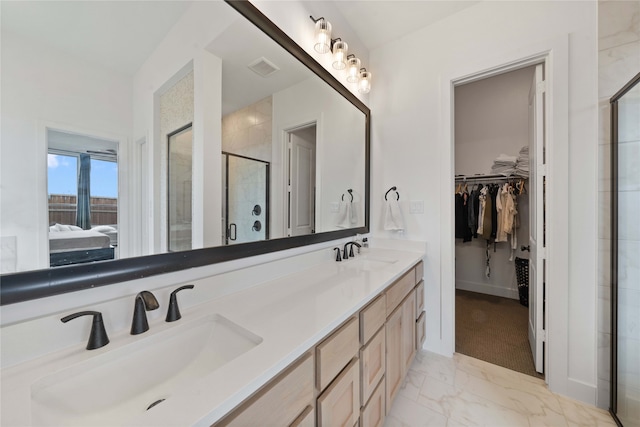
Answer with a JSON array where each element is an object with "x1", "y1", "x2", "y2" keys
[{"x1": 409, "y1": 200, "x2": 424, "y2": 214}]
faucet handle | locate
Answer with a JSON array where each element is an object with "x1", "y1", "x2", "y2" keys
[
  {"x1": 334, "y1": 247, "x2": 342, "y2": 262},
  {"x1": 166, "y1": 285, "x2": 194, "y2": 322},
  {"x1": 61, "y1": 311, "x2": 109, "y2": 350}
]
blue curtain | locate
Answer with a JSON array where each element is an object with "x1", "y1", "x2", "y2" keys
[{"x1": 76, "y1": 153, "x2": 91, "y2": 230}]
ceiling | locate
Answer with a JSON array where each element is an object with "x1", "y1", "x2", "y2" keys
[
  {"x1": 332, "y1": 1, "x2": 481, "y2": 50},
  {"x1": 2, "y1": 1, "x2": 480, "y2": 76},
  {"x1": 1, "y1": 1, "x2": 194, "y2": 76}
]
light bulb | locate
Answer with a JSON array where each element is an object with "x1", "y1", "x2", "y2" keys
[
  {"x1": 332, "y1": 40, "x2": 348, "y2": 70},
  {"x1": 346, "y1": 56, "x2": 361, "y2": 83},
  {"x1": 358, "y1": 69, "x2": 371, "y2": 94},
  {"x1": 314, "y1": 19, "x2": 332, "y2": 54}
]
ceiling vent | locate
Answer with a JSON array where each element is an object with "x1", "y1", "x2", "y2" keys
[{"x1": 248, "y1": 57, "x2": 280, "y2": 78}]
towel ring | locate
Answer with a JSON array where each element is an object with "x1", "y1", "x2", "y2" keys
[
  {"x1": 385, "y1": 186, "x2": 399, "y2": 201},
  {"x1": 341, "y1": 189, "x2": 353, "y2": 202}
]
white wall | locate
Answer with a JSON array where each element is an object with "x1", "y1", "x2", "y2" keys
[
  {"x1": 0, "y1": 31, "x2": 133, "y2": 273},
  {"x1": 454, "y1": 67, "x2": 533, "y2": 299},
  {"x1": 370, "y1": 0, "x2": 598, "y2": 404},
  {"x1": 597, "y1": 0, "x2": 640, "y2": 409}
]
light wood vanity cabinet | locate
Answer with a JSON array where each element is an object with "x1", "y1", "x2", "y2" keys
[
  {"x1": 214, "y1": 352, "x2": 314, "y2": 427},
  {"x1": 217, "y1": 260, "x2": 426, "y2": 427}
]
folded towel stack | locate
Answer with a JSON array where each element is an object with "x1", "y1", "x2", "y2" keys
[
  {"x1": 515, "y1": 146, "x2": 529, "y2": 177},
  {"x1": 491, "y1": 154, "x2": 518, "y2": 176}
]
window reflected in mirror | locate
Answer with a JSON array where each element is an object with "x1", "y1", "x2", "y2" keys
[{"x1": 47, "y1": 130, "x2": 118, "y2": 267}]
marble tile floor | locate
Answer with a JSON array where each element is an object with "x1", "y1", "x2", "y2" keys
[{"x1": 385, "y1": 351, "x2": 617, "y2": 427}]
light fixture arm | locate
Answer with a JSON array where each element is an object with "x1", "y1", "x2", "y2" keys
[{"x1": 309, "y1": 15, "x2": 325, "y2": 24}]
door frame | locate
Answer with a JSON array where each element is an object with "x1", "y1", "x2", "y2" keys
[{"x1": 441, "y1": 35, "x2": 570, "y2": 393}]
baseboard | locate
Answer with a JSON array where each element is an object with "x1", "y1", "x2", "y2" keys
[
  {"x1": 566, "y1": 378, "x2": 597, "y2": 406},
  {"x1": 455, "y1": 280, "x2": 519, "y2": 300}
]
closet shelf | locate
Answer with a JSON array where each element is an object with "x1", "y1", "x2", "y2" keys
[{"x1": 454, "y1": 174, "x2": 528, "y2": 182}]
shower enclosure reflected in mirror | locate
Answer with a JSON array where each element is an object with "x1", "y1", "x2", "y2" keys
[
  {"x1": 610, "y1": 71, "x2": 640, "y2": 427},
  {"x1": 222, "y1": 152, "x2": 269, "y2": 245}
]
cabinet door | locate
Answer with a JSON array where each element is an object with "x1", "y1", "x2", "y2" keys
[
  {"x1": 385, "y1": 306, "x2": 403, "y2": 414},
  {"x1": 217, "y1": 353, "x2": 313, "y2": 426},
  {"x1": 416, "y1": 311, "x2": 426, "y2": 350},
  {"x1": 360, "y1": 327, "x2": 385, "y2": 406},
  {"x1": 415, "y1": 281, "x2": 425, "y2": 314},
  {"x1": 401, "y1": 291, "x2": 417, "y2": 373},
  {"x1": 317, "y1": 357, "x2": 360, "y2": 427}
]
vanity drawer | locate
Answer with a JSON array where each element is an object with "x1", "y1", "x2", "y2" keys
[
  {"x1": 361, "y1": 377, "x2": 385, "y2": 427},
  {"x1": 415, "y1": 261, "x2": 424, "y2": 284},
  {"x1": 216, "y1": 352, "x2": 313, "y2": 426},
  {"x1": 290, "y1": 405, "x2": 314, "y2": 427},
  {"x1": 416, "y1": 311, "x2": 426, "y2": 350},
  {"x1": 360, "y1": 327, "x2": 385, "y2": 406},
  {"x1": 317, "y1": 316, "x2": 360, "y2": 391},
  {"x1": 415, "y1": 280, "x2": 425, "y2": 315},
  {"x1": 385, "y1": 268, "x2": 416, "y2": 317},
  {"x1": 360, "y1": 294, "x2": 386, "y2": 345},
  {"x1": 317, "y1": 357, "x2": 360, "y2": 427}
]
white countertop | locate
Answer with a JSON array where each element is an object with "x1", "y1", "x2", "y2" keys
[{"x1": 1, "y1": 248, "x2": 423, "y2": 427}]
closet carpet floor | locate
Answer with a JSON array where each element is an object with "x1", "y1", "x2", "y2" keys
[{"x1": 455, "y1": 289, "x2": 544, "y2": 379}]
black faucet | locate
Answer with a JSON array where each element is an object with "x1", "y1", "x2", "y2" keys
[
  {"x1": 61, "y1": 311, "x2": 109, "y2": 350},
  {"x1": 131, "y1": 291, "x2": 159, "y2": 335},
  {"x1": 166, "y1": 285, "x2": 194, "y2": 322},
  {"x1": 343, "y1": 242, "x2": 362, "y2": 259},
  {"x1": 334, "y1": 247, "x2": 342, "y2": 262}
]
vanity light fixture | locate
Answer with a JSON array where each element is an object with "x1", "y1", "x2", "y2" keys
[
  {"x1": 346, "y1": 55, "x2": 361, "y2": 83},
  {"x1": 358, "y1": 68, "x2": 372, "y2": 94},
  {"x1": 311, "y1": 16, "x2": 332, "y2": 54},
  {"x1": 331, "y1": 39, "x2": 348, "y2": 70},
  {"x1": 310, "y1": 15, "x2": 372, "y2": 93}
]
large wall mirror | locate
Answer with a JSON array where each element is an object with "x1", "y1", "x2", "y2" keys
[{"x1": 0, "y1": 0, "x2": 370, "y2": 304}]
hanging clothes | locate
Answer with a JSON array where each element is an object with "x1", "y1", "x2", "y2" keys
[
  {"x1": 489, "y1": 184, "x2": 499, "y2": 240},
  {"x1": 468, "y1": 185, "x2": 481, "y2": 239},
  {"x1": 455, "y1": 188, "x2": 473, "y2": 242},
  {"x1": 477, "y1": 186, "x2": 487, "y2": 236},
  {"x1": 481, "y1": 188, "x2": 493, "y2": 241}
]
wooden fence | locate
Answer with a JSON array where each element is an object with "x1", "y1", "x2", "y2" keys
[{"x1": 48, "y1": 194, "x2": 117, "y2": 226}]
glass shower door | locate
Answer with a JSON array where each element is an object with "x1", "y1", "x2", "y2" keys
[
  {"x1": 222, "y1": 152, "x2": 269, "y2": 245},
  {"x1": 611, "y1": 72, "x2": 640, "y2": 427}
]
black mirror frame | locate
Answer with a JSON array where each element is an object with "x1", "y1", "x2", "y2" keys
[{"x1": 0, "y1": 0, "x2": 370, "y2": 306}]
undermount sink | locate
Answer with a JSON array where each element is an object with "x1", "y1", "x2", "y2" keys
[
  {"x1": 349, "y1": 254, "x2": 398, "y2": 271},
  {"x1": 30, "y1": 314, "x2": 262, "y2": 427}
]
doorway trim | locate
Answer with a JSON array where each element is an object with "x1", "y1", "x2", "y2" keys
[{"x1": 439, "y1": 35, "x2": 570, "y2": 395}]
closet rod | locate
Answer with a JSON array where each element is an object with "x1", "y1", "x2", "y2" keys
[{"x1": 454, "y1": 174, "x2": 527, "y2": 182}]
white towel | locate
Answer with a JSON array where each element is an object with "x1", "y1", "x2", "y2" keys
[
  {"x1": 349, "y1": 202, "x2": 358, "y2": 225},
  {"x1": 384, "y1": 199, "x2": 405, "y2": 231},
  {"x1": 336, "y1": 201, "x2": 350, "y2": 228}
]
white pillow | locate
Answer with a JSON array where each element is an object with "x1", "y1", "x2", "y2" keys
[
  {"x1": 92, "y1": 225, "x2": 116, "y2": 233},
  {"x1": 69, "y1": 225, "x2": 82, "y2": 231}
]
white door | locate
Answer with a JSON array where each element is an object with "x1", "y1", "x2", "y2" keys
[
  {"x1": 288, "y1": 128, "x2": 316, "y2": 236},
  {"x1": 528, "y1": 64, "x2": 546, "y2": 374}
]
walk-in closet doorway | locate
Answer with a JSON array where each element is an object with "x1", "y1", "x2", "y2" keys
[{"x1": 452, "y1": 63, "x2": 547, "y2": 380}]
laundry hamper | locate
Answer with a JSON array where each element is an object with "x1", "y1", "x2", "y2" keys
[{"x1": 515, "y1": 257, "x2": 529, "y2": 307}]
